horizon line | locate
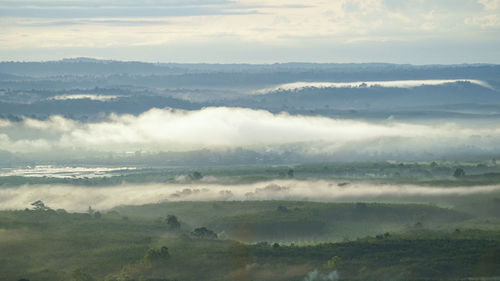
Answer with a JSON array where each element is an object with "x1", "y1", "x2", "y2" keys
[{"x1": 0, "y1": 57, "x2": 499, "y2": 66}]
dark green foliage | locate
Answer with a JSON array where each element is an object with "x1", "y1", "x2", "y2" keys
[
  {"x1": 207, "y1": 202, "x2": 470, "y2": 242},
  {"x1": 191, "y1": 227, "x2": 217, "y2": 239},
  {"x1": 31, "y1": 200, "x2": 51, "y2": 211},
  {"x1": 71, "y1": 268, "x2": 96, "y2": 281},
  {"x1": 454, "y1": 167, "x2": 466, "y2": 178},
  {"x1": 276, "y1": 206, "x2": 289, "y2": 212},
  {"x1": 188, "y1": 171, "x2": 203, "y2": 181},
  {"x1": 165, "y1": 215, "x2": 180, "y2": 230},
  {"x1": 1, "y1": 201, "x2": 499, "y2": 281},
  {"x1": 144, "y1": 246, "x2": 170, "y2": 262},
  {"x1": 0, "y1": 209, "x2": 171, "y2": 281},
  {"x1": 109, "y1": 231, "x2": 500, "y2": 281}
]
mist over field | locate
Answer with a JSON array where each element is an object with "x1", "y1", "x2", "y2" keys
[
  {"x1": 254, "y1": 79, "x2": 494, "y2": 94},
  {"x1": 1, "y1": 106, "x2": 500, "y2": 158},
  {"x1": 2, "y1": 0, "x2": 500, "y2": 279},
  {"x1": 1, "y1": 180, "x2": 500, "y2": 212},
  {"x1": 0, "y1": 61, "x2": 499, "y2": 165},
  {"x1": 1, "y1": 60, "x2": 500, "y2": 281}
]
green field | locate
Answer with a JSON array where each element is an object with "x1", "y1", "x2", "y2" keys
[
  {"x1": 1, "y1": 199, "x2": 499, "y2": 281},
  {"x1": 1, "y1": 161, "x2": 500, "y2": 280},
  {"x1": 2, "y1": 161, "x2": 500, "y2": 187}
]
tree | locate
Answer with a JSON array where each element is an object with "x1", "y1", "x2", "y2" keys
[
  {"x1": 324, "y1": 256, "x2": 341, "y2": 270},
  {"x1": 453, "y1": 168, "x2": 466, "y2": 178},
  {"x1": 189, "y1": 171, "x2": 203, "y2": 180},
  {"x1": 355, "y1": 202, "x2": 367, "y2": 210},
  {"x1": 144, "y1": 246, "x2": 170, "y2": 262},
  {"x1": 277, "y1": 206, "x2": 289, "y2": 212},
  {"x1": 31, "y1": 200, "x2": 51, "y2": 211},
  {"x1": 191, "y1": 227, "x2": 217, "y2": 239},
  {"x1": 71, "y1": 268, "x2": 96, "y2": 281},
  {"x1": 165, "y1": 215, "x2": 180, "y2": 230}
]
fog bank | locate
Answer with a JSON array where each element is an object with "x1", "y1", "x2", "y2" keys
[
  {"x1": 1, "y1": 107, "x2": 500, "y2": 159},
  {"x1": 255, "y1": 79, "x2": 494, "y2": 94},
  {"x1": 1, "y1": 180, "x2": 499, "y2": 212}
]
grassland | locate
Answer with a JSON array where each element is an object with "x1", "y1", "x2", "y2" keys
[{"x1": 1, "y1": 200, "x2": 499, "y2": 281}]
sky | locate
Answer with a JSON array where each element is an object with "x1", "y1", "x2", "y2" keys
[{"x1": 0, "y1": 0, "x2": 499, "y2": 63}]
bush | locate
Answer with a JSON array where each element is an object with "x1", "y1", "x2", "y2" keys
[
  {"x1": 191, "y1": 227, "x2": 217, "y2": 239},
  {"x1": 144, "y1": 246, "x2": 170, "y2": 262}
]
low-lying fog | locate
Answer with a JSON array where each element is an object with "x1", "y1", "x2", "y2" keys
[
  {"x1": 255, "y1": 79, "x2": 494, "y2": 94},
  {"x1": 1, "y1": 107, "x2": 500, "y2": 159},
  {"x1": 0, "y1": 165, "x2": 135, "y2": 178},
  {"x1": 1, "y1": 180, "x2": 499, "y2": 212}
]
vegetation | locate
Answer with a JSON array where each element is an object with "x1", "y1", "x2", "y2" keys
[
  {"x1": 2, "y1": 161, "x2": 500, "y2": 187},
  {"x1": 2, "y1": 58, "x2": 500, "y2": 281},
  {"x1": 0, "y1": 200, "x2": 499, "y2": 281}
]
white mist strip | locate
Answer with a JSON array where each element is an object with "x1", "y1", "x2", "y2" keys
[
  {"x1": 0, "y1": 165, "x2": 136, "y2": 178},
  {"x1": 255, "y1": 79, "x2": 494, "y2": 94},
  {"x1": 0, "y1": 180, "x2": 499, "y2": 212},
  {"x1": 49, "y1": 94, "x2": 119, "y2": 101},
  {"x1": 2, "y1": 107, "x2": 500, "y2": 154}
]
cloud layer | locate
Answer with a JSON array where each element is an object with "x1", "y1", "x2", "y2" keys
[
  {"x1": 1, "y1": 0, "x2": 499, "y2": 63},
  {"x1": 49, "y1": 94, "x2": 120, "y2": 101},
  {"x1": 255, "y1": 79, "x2": 494, "y2": 94},
  {"x1": 1, "y1": 180, "x2": 499, "y2": 211},
  {"x1": 1, "y1": 107, "x2": 500, "y2": 157}
]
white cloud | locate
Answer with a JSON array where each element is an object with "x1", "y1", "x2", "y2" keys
[
  {"x1": 49, "y1": 94, "x2": 120, "y2": 101},
  {"x1": 0, "y1": 119, "x2": 12, "y2": 128},
  {"x1": 466, "y1": 14, "x2": 500, "y2": 27},
  {"x1": 1, "y1": 107, "x2": 500, "y2": 156},
  {"x1": 477, "y1": 0, "x2": 500, "y2": 10},
  {"x1": 1, "y1": 0, "x2": 498, "y2": 60},
  {"x1": 255, "y1": 79, "x2": 494, "y2": 94},
  {"x1": 23, "y1": 115, "x2": 77, "y2": 132},
  {"x1": 0, "y1": 165, "x2": 135, "y2": 178},
  {"x1": 0, "y1": 180, "x2": 498, "y2": 211}
]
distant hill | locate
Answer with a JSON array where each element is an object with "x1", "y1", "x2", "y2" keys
[{"x1": 0, "y1": 58, "x2": 499, "y2": 122}]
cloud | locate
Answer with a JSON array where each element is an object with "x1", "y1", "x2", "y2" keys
[
  {"x1": 477, "y1": 0, "x2": 500, "y2": 10},
  {"x1": 23, "y1": 115, "x2": 77, "y2": 132},
  {"x1": 1, "y1": 0, "x2": 499, "y2": 64},
  {"x1": 466, "y1": 14, "x2": 500, "y2": 27},
  {"x1": 13, "y1": 18, "x2": 173, "y2": 27},
  {"x1": 254, "y1": 79, "x2": 494, "y2": 94},
  {"x1": 1, "y1": 107, "x2": 500, "y2": 157},
  {"x1": 0, "y1": 165, "x2": 136, "y2": 178},
  {"x1": 0, "y1": 1, "x2": 253, "y2": 19},
  {"x1": 49, "y1": 94, "x2": 120, "y2": 101},
  {"x1": 0, "y1": 119, "x2": 11, "y2": 128},
  {"x1": 0, "y1": 0, "x2": 233, "y2": 9},
  {"x1": 1, "y1": 180, "x2": 499, "y2": 211}
]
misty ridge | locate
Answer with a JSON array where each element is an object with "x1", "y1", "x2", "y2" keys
[
  {"x1": 1, "y1": 180, "x2": 500, "y2": 212},
  {"x1": 3, "y1": 0, "x2": 500, "y2": 279},
  {"x1": 1, "y1": 59, "x2": 500, "y2": 166},
  {"x1": 1, "y1": 107, "x2": 500, "y2": 161},
  {"x1": 1, "y1": 59, "x2": 500, "y2": 281}
]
